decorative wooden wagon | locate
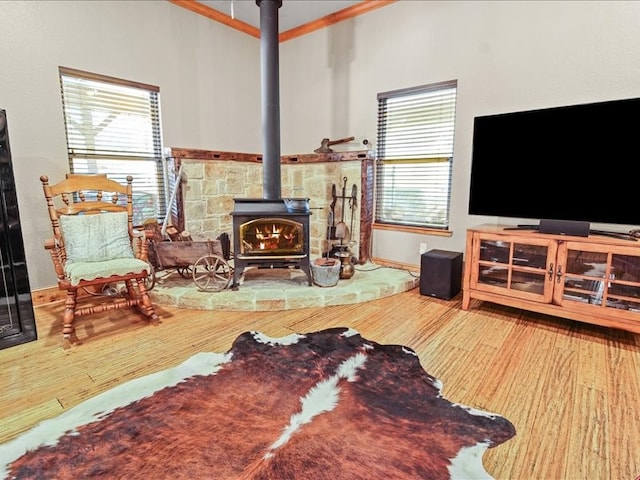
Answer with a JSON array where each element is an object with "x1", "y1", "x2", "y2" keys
[{"x1": 147, "y1": 237, "x2": 232, "y2": 292}]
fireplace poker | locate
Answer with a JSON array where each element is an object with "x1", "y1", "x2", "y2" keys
[
  {"x1": 349, "y1": 184, "x2": 357, "y2": 242},
  {"x1": 326, "y1": 210, "x2": 333, "y2": 259},
  {"x1": 329, "y1": 183, "x2": 337, "y2": 240},
  {"x1": 334, "y1": 177, "x2": 349, "y2": 243}
]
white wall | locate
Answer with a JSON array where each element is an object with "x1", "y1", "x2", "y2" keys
[
  {"x1": 279, "y1": 0, "x2": 640, "y2": 265},
  {"x1": 0, "y1": 1, "x2": 261, "y2": 289},
  {"x1": 2, "y1": 0, "x2": 640, "y2": 289}
]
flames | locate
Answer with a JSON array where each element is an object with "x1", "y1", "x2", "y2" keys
[
  {"x1": 245, "y1": 221, "x2": 299, "y2": 252},
  {"x1": 256, "y1": 224, "x2": 281, "y2": 249}
]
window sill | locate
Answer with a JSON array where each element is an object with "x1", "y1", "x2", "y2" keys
[{"x1": 372, "y1": 222, "x2": 452, "y2": 237}]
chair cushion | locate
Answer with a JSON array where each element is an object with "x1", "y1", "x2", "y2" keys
[
  {"x1": 59, "y1": 212, "x2": 135, "y2": 263},
  {"x1": 64, "y1": 258, "x2": 149, "y2": 286}
]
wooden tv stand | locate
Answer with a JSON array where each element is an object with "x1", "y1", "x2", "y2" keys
[{"x1": 462, "y1": 224, "x2": 640, "y2": 334}]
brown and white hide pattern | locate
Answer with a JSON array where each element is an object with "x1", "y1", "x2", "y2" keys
[{"x1": 0, "y1": 328, "x2": 515, "y2": 479}]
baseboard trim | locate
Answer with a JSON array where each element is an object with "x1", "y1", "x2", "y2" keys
[
  {"x1": 30, "y1": 286, "x2": 62, "y2": 307},
  {"x1": 370, "y1": 257, "x2": 420, "y2": 274},
  {"x1": 31, "y1": 285, "x2": 98, "y2": 307}
]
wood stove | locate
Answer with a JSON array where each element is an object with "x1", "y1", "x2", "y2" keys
[
  {"x1": 231, "y1": 199, "x2": 312, "y2": 289},
  {"x1": 229, "y1": 2, "x2": 314, "y2": 289}
]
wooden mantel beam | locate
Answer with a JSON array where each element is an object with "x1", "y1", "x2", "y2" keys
[{"x1": 169, "y1": 148, "x2": 371, "y2": 164}]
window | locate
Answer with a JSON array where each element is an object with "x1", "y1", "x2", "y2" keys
[
  {"x1": 59, "y1": 67, "x2": 166, "y2": 226},
  {"x1": 375, "y1": 80, "x2": 457, "y2": 230}
]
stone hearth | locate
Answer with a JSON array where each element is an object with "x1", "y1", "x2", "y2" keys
[{"x1": 148, "y1": 264, "x2": 418, "y2": 311}]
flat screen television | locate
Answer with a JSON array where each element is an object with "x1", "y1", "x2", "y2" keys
[{"x1": 468, "y1": 97, "x2": 640, "y2": 236}]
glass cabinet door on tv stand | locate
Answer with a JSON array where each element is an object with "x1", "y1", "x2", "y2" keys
[
  {"x1": 463, "y1": 224, "x2": 640, "y2": 334},
  {"x1": 555, "y1": 242, "x2": 640, "y2": 313},
  {"x1": 470, "y1": 233, "x2": 557, "y2": 304}
]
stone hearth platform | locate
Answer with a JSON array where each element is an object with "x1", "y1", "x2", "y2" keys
[{"x1": 148, "y1": 263, "x2": 419, "y2": 311}]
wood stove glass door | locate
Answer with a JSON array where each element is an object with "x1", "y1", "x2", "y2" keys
[{"x1": 239, "y1": 218, "x2": 304, "y2": 256}]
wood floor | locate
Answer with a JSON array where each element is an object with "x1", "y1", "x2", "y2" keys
[{"x1": 1, "y1": 287, "x2": 639, "y2": 479}]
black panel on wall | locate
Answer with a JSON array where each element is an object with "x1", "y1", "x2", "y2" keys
[{"x1": 0, "y1": 109, "x2": 37, "y2": 350}]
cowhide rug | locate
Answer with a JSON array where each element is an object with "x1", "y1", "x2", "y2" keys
[{"x1": 0, "y1": 328, "x2": 515, "y2": 479}]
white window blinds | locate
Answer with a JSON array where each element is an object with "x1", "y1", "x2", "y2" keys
[
  {"x1": 59, "y1": 67, "x2": 166, "y2": 226},
  {"x1": 375, "y1": 80, "x2": 457, "y2": 230}
]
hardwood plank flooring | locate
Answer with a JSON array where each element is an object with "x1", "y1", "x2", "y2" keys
[{"x1": 1, "y1": 288, "x2": 639, "y2": 479}]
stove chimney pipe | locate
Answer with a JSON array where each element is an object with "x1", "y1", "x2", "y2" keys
[{"x1": 256, "y1": 0, "x2": 282, "y2": 200}]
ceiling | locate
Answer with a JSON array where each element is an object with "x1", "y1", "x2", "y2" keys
[{"x1": 197, "y1": 1, "x2": 362, "y2": 33}]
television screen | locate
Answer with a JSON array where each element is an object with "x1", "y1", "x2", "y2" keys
[{"x1": 468, "y1": 97, "x2": 640, "y2": 227}]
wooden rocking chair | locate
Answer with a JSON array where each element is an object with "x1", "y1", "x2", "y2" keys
[{"x1": 40, "y1": 174, "x2": 159, "y2": 340}]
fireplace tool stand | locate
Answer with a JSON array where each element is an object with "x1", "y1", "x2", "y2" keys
[{"x1": 327, "y1": 177, "x2": 357, "y2": 279}]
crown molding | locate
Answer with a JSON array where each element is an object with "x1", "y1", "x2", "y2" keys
[{"x1": 168, "y1": 0, "x2": 396, "y2": 42}]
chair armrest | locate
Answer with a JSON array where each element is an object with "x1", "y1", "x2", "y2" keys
[
  {"x1": 131, "y1": 229, "x2": 152, "y2": 262},
  {"x1": 44, "y1": 238, "x2": 66, "y2": 280},
  {"x1": 133, "y1": 229, "x2": 154, "y2": 240}
]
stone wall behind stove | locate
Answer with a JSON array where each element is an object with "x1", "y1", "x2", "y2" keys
[{"x1": 174, "y1": 152, "x2": 364, "y2": 259}]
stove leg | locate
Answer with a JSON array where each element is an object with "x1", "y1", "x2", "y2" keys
[
  {"x1": 232, "y1": 263, "x2": 245, "y2": 290},
  {"x1": 301, "y1": 257, "x2": 313, "y2": 286}
]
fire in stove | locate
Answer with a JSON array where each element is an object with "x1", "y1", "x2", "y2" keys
[{"x1": 240, "y1": 218, "x2": 303, "y2": 254}]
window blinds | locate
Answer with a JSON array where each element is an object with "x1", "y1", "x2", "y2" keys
[
  {"x1": 59, "y1": 67, "x2": 166, "y2": 226},
  {"x1": 375, "y1": 80, "x2": 457, "y2": 229}
]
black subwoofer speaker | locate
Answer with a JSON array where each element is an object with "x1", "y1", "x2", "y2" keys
[{"x1": 420, "y1": 249, "x2": 463, "y2": 300}]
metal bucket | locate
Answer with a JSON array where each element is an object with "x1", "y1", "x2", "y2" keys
[{"x1": 311, "y1": 258, "x2": 340, "y2": 287}]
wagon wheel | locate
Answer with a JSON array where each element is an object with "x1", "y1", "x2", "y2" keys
[
  {"x1": 192, "y1": 254, "x2": 232, "y2": 292},
  {"x1": 177, "y1": 267, "x2": 192, "y2": 278},
  {"x1": 144, "y1": 263, "x2": 156, "y2": 291}
]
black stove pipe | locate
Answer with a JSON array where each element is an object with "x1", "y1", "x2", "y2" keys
[{"x1": 256, "y1": 0, "x2": 282, "y2": 200}]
